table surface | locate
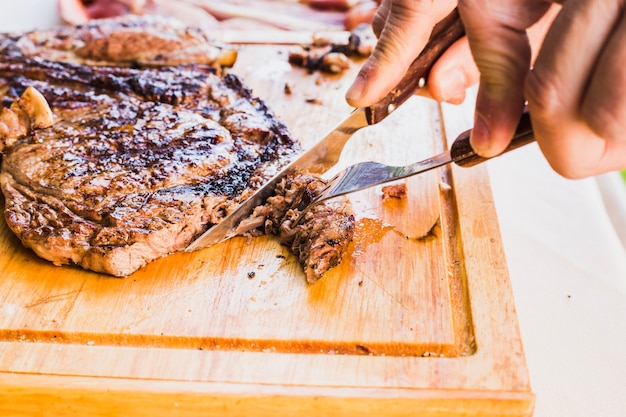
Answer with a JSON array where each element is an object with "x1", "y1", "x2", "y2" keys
[{"x1": 1, "y1": 1, "x2": 625, "y2": 416}]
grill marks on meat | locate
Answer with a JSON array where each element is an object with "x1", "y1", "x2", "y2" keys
[{"x1": 0, "y1": 16, "x2": 354, "y2": 281}]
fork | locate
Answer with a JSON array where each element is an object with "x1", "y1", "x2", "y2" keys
[{"x1": 293, "y1": 109, "x2": 534, "y2": 223}]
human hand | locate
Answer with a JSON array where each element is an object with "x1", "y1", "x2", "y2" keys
[
  {"x1": 459, "y1": 0, "x2": 626, "y2": 178},
  {"x1": 347, "y1": 1, "x2": 626, "y2": 178},
  {"x1": 345, "y1": 0, "x2": 456, "y2": 105},
  {"x1": 345, "y1": 0, "x2": 554, "y2": 138}
]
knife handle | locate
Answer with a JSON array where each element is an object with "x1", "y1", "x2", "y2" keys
[
  {"x1": 450, "y1": 109, "x2": 535, "y2": 167},
  {"x1": 364, "y1": 8, "x2": 465, "y2": 125}
]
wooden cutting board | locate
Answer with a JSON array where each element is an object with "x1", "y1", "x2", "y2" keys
[{"x1": 0, "y1": 45, "x2": 534, "y2": 416}]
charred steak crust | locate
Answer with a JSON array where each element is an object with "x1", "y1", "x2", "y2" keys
[{"x1": 0, "y1": 16, "x2": 355, "y2": 280}]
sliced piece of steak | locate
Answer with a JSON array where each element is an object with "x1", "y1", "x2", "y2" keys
[
  {"x1": 0, "y1": 16, "x2": 354, "y2": 280},
  {"x1": 238, "y1": 172, "x2": 355, "y2": 283},
  {"x1": 269, "y1": 172, "x2": 355, "y2": 283}
]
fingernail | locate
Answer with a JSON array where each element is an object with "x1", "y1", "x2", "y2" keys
[
  {"x1": 346, "y1": 74, "x2": 366, "y2": 103},
  {"x1": 471, "y1": 113, "x2": 491, "y2": 154},
  {"x1": 439, "y1": 67, "x2": 466, "y2": 102}
]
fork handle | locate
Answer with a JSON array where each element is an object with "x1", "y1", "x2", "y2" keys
[
  {"x1": 364, "y1": 9, "x2": 465, "y2": 125},
  {"x1": 451, "y1": 109, "x2": 535, "y2": 167}
]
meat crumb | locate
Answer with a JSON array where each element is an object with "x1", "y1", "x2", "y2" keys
[
  {"x1": 356, "y1": 344, "x2": 373, "y2": 355},
  {"x1": 382, "y1": 183, "x2": 407, "y2": 201},
  {"x1": 305, "y1": 97, "x2": 323, "y2": 105}
]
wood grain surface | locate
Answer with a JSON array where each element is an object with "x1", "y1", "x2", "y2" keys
[{"x1": 0, "y1": 45, "x2": 534, "y2": 416}]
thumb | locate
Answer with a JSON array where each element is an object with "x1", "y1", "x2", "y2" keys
[
  {"x1": 458, "y1": 1, "x2": 549, "y2": 157},
  {"x1": 346, "y1": 1, "x2": 454, "y2": 108}
]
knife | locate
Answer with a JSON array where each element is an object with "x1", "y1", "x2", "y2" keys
[{"x1": 185, "y1": 9, "x2": 465, "y2": 252}]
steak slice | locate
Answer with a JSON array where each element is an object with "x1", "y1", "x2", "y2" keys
[
  {"x1": 0, "y1": 16, "x2": 354, "y2": 280},
  {"x1": 238, "y1": 172, "x2": 355, "y2": 283}
]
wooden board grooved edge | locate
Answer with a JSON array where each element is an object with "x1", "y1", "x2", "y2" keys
[{"x1": 0, "y1": 45, "x2": 534, "y2": 416}]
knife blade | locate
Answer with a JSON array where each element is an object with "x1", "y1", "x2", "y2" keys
[{"x1": 185, "y1": 9, "x2": 465, "y2": 252}]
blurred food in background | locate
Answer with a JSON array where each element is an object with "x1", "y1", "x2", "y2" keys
[
  {"x1": 57, "y1": 0, "x2": 380, "y2": 74},
  {"x1": 58, "y1": 0, "x2": 381, "y2": 31}
]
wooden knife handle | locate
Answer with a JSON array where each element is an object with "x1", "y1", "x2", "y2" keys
[
  {"x1": 450, "y1": 109, "x2": 535, "y2": 167},
  {"x1": 364, "y1": 8, "x2": 465, "y2": 125}
]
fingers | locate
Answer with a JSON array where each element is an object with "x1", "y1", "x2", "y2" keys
[
  {"x1": 348, "y1": 0, "x2": 626, "y2": 178},
  {"x1": 425, "y1": 4, "x2": 559, "y2": 105},
  {"x1": 427, "y1": 37, "x2": 478, "y2": 104},
  {"x1": 525, "y1": 0, "x2": 626, "y2": 177},
  {"x1": 345, "y1": 0, "x2": 456, "y2": 107},
  {"x1": 526, "y1": 3, "x2": 562, "y2": 64},
  {"x1": 525, "y1": 0, "x2": 619, "y2": 118},
  {"x1": 458, "y1": 0, "x2": 553, "y2": 157},
  {"x1": 583, "y1": 14, "x2": 626, "y2": 142},
  {"x1": 371, "y1": 0, "x2": 390, "y2": 37},
  {"x1": 528, "y1": 114, "x2": 626, "y2": 179}
]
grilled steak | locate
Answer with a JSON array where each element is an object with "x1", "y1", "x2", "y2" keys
[{"x1": 0, "y1": 16, "x2": 354, "y2": 280}]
